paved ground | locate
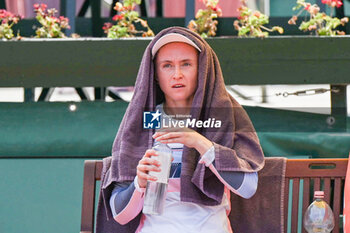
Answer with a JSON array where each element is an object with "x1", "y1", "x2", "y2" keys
[{"x1": 0, "y1": 85, "x2": 349, "y2": 116}]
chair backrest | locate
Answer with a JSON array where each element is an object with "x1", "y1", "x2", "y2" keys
[
  {"x1": 81, "y1": 160, "x2": 103, "y2": 233},
  {"x1": 284, "y1": 159, "x2": 348, "y2": 233},
  {"x1": 81, "y1": 158, "x2": 348, "y2": 233}
]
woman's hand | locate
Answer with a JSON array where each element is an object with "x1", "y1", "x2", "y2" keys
[
  {"x1": 152, "y1": 128, "x2": 213, "y2": 155},
  {"x1": 136, "y1": 149, "x2": 161, "y2": 188}
]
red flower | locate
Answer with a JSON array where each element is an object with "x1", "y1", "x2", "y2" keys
[
  {"x1": 0, "y1": 9, "x2": 6, "y2": 18},
  {"x1": 211, "y1": 4, "x2": 222, "y2": 13},
  {"x1": 33, "y1": 3, "x2": 40, "y2": 9},
  {"x1": 335, "y1": 0, "x2": 343, "y2": 7},
  {"x1": 305, "y1": 3, "x2": 311, "y2": 10},
  {"x1": 112, "y1": 14, "x2": 123, "y2": 21},
  {"x1": 322, "y1": 0, "x2": 343, "y2": 8}
]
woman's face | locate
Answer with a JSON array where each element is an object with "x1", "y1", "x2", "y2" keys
[{"x1": 155, "y1": 42, "x2": 198, "y2": 107}]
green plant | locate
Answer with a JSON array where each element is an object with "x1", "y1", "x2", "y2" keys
[
  {"x1": 0, "y1": 9, "x2": 21, "y2": 40},
  {"x1": 289, "y1": 0, "x2": 348, "y2": 36},
  {"x1": 34, "y1": 3, "x2": 71, "y2": 38},
  {"x1": 103, "y1": 0, "x2": 154, "y2": 38},
  {"x1": 188, "y1": 0, "x2": 222, "y2": 38},
  {"x1": 234, "y1": 1, "x2": 283, "y2": 37}
]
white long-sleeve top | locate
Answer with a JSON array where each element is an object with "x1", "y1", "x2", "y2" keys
[{"x1": 109, "y1": 104, "x2": 258, "y2": 233}]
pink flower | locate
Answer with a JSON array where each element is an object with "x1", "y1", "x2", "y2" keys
[
  {"x1": 211, "y1": 4, "x2": 222, "y2": 17},
  {"x1": 41, "y1": 3, "x2": 47, "y2": 10},
  {"x1": 114, "y1": 2, "x2": 124, "y2": 11},
  {"x1": 33, "y1": 3, "x2": 40, "y2": 9},
  {"x1": 216, "y1": 7, "x2": 222, "y2": 17},
  {"x1": 253, "y1": 11, "x2": 261, "y2": 18},
  {"x1": 59, "y1": 16, "x2": 68, "y2": 22},
  {"x1": 102, "y1": 22, "x2": 112, "y2": 31},
  {"x1": 12, "y1": 15, "x2": 20, "y2": 23},
  {"x1": 50, "y1": 16, "x2": 59, "y2": 23}
]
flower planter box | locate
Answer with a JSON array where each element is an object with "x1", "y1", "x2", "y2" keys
[
  {"x1": 0, "y1": 36, "x2": 348, "y2": 131},
  {"x1": 1, "y1": 36, "x2": 350, "y2": 87}
]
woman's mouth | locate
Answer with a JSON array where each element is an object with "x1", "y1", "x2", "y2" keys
[{"x1": 172, "y1": 84, "x2": 186, "y2": 88}]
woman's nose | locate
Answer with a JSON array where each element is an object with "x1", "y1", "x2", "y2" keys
[{"x1": 173, "y1": 65, "x2": 183, "y2": 79}]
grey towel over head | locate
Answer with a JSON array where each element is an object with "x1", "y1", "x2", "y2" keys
[{"x1": 97, "y1": 26, "x2": 265, "y2": 232}]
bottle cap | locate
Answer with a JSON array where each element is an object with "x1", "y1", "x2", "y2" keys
[{"x1": 314, "y1": 191, "x2": 324, "y2": 199}]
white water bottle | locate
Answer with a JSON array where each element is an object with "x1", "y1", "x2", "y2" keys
[
  {"x1": 142, "y1": 141, "x2": 172, "y2": 215},
  {"x1": 303, "y1": 191, "x2": 335, "y2": 233}
]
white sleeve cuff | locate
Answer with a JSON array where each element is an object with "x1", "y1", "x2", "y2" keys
[
  {"x1": 199, "y1": 145, "x2": 215, "y2": 167},
  {"x1": 133, "y1": 176, "x2": 146, "y2": 193},
  {"x1": 236, "y1": 172, "x2": 258, "y2": 199}
]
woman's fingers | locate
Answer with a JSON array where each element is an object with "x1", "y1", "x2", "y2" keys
[
  {"x1": 137, "y1": 164, "x2": 161, "y2": 172},
  {"x1": 137, "y1": 170, "x2": 158, "y2": 182},
  {"x1": 153, "y1": 127, "x2": 194, "y2": 137},
  {"x1": 155, "y1": 132, "x2": 181, "y2": 140},
  {"x1": 152, "y1": 132, "x2": 164, "y2": 138},
  {"x1": 137, "y1": 149, "x2": 162, "y2": 187},
  {"x1": 139, "y1": 157, "x2": 160, "y2": 166},
  {"x1": 144, "y1": 149, "x2": 158, "y2": 158},
  {"x1": 155, "y1": 132, "x2": 187, "y2": 144},
  {"x1": 137, "y1": 150, "x2": 162, "y2": 183},
  {"x1": 137, "y1": 162, "x2": 160, "y2": 182}
]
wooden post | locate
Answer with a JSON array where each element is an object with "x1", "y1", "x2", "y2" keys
[
  {"x1": 90, "y1": 0, "x2": 102, "y2": 37},
  {"x1": 0, "y1": 0, "x2": 6, "y2": 9},
  {"x1": 330, "y1": 84, "x2": 347, "y2": 131},
  {"x1": 185, "y1": 0, "x2": 195, "y2": 27},
  {"x1": 24, "y1": 88, "x2": 35, "y2": 102},
  {"x1": 60, "y1": 0, "x2": 76, "y2": 36}
]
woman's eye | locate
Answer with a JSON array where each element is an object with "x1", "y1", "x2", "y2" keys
[
  {"x1": 163, "y1": 64, "x2": 172, "y2": 68},
  {"x1": 183, "y1": 62, "x2": 191, "y2": 67}
]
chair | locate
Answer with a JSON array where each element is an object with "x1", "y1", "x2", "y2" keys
[
  {"x1": 284, "y1": 159, "x2": 348, "y2": 233},
  {"x1": 80, "y1": 158, "x2": 348, "y2": 233}
]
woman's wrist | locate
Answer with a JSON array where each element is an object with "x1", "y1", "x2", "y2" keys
[
  {"x1": 134, "y1": 176, "x2": 147, "y2": 191},
  {"x1": 195, "y1": 136, "x2": 214, "y2": 156}
]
